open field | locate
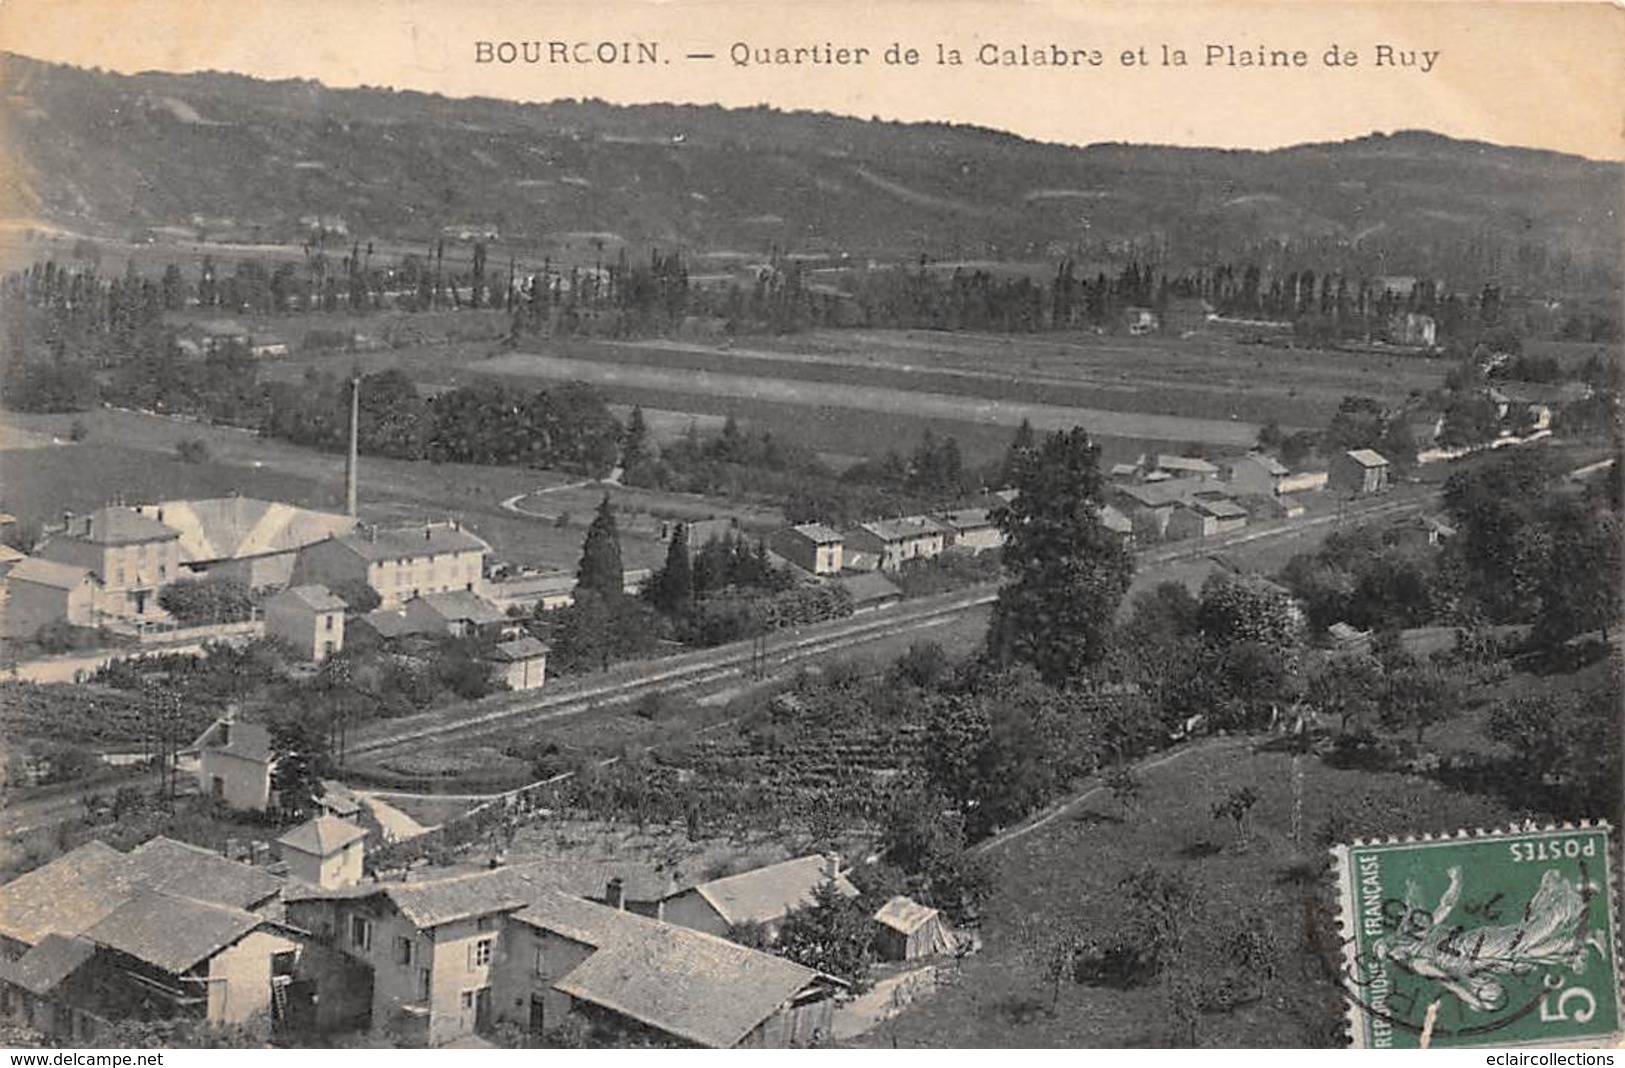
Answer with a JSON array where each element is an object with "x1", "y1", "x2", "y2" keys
[
  {"x1": 859, "y1": 741, "x2": 1527, "y2": 1048},
  {"x1": 0, "y1": 408, "x2": 781, "y2": 572},
  {"x1": 482, "y1": 352, "x2": 1265, "y2": 448}
]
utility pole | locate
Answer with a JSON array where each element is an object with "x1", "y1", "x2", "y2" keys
[{"x1": 344, "y1": 373, "x2": 360, "y2": 517}]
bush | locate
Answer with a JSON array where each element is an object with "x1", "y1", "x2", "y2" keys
[
  {"x1": 158, "y1": 577, "x2": 254, "y2": 625},
  {"x1": 175, "y1": 437, "x2": 210, "y2": 463}
]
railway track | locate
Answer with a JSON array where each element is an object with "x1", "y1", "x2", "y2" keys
[{"x1": 349, "y1": 490, "x2": 1434, "y2": 763}]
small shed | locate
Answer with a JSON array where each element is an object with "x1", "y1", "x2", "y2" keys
[
  {"x1": 872, "y1": 896, "x2": 956, "y2": 961},
  {"x1": 489, "y1": 636, "x2": 550, "y2": 691}
]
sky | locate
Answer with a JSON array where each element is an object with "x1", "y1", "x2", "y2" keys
[{"x1": 0, "y1": 0, "x2": 1622, "y2": 160}]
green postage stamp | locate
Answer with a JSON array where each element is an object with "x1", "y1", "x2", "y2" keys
[{"x1": 1334, "y1": 824, "x2": 1621, "y2": 1048}]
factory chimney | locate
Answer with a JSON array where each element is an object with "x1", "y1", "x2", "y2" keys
[{"x1": 344, "y1": 375, "x2": 360, "y2": 517}]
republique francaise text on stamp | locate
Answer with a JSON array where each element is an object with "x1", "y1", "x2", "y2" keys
[{"x1": 1334, "y1": 824, "x2": 1620, "y2": 1048}]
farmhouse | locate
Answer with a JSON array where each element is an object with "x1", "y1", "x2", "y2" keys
[
  {"x1": 35, "y1": 507, "x2": 182, "y2": 622},
  {"x1": 1330, "y1": 449, "x2": 1391, "y2": 496},
  {"x1": 187, "y1": 716, "x2": 275, "y2": 812},
  {"x1": 1151, "y1": 455, "x2": 1220, "y2": 482},
  {"x1": 844, "y1": 516, "x2": 947, "y2": 572},
  {"x1": 659, "y1": 854, "x2": 859, "y2": 941},
  {"x1": 1, "y1": 557, "x2": 99, "y2": 638},
  {"x1": 1110, "y1": 479, "x2": 1208, "y2": 541},
  {"x1": 283, "y1": 864, "x2": 842, "y2": 1048},
  {"x1": 263, "y1": 584, "x2": 346, "y2": 663},
  {"x1": 936, "y1": 508, "x2": 1004, "y2": 554},
  {"x1": 293, "y1": 522, "x2": 490, "y2": 610},
  {"x1": 1220, "y1": 452, "x2": 1290, "y2": 496},
  {"x1": 0, "y1": 838, "x2": 365, "y2": 1041},
  {"x1": 872, "y1": 896, "x2": 957, "y2": 962},
  {"x1": 487, "y1": 636, "x2": 549, "y2": 691},
  {"x1": 1167, "y1": 497, "x2": 1248, "y2": 540},
  {"x1": 769, "y1": 523, "x2": 844, "y2": 576},
  {"x1": 132, "y1": 497, "x2": 357, "y2": 590},
  {"x1": 834, "y1": 571, "x2": 903, "y2": 613}
]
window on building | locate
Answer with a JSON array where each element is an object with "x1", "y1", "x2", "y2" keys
[
  {"x1": 417, "y1": 968, "x2": 431, "y2": 1000},
  {"x1": 533, "y1": 945, "x2": 547, "y2": 977},
  {"x1": 394, "y1": 936, "x2": 414, "y2": 966},
  {"x1": 325, "y1": 614, "x2": 335, "y2": 631},
  {"x1": 460, "y1": 990, "x2": 475, "y2": 1010},
  {"x1": 350, "y1": 915, "x2": 372, "y2": 952},
  {"x1": 469, "y1": 937, "x2": 494, "y2": 969}
]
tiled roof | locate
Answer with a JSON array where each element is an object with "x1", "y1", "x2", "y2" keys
[
  {"x1": 188, "y1": 719, "x2": 273, "y2": 765},
  {"x1": 1194, "y1": 498, "x2": 1248, "y2": 519},
  {"x1": 0, "y1": 837, "x2": 281, "y2": 950},
  {"x1": 1112, "y1": 477, "x2": 1208, "y2": 508},
  {"x1": 270, "y1": 584, "x2": 347, "y2": 613},
  {"x1": 415, "y1": 590, "x2": 506, "y2": 626},
  {"x1": 786, "y1": 523, "x2": 843, "y2": 544},
  {"x1": 332, "y1": 524, "x2": 490, "y2": 562},
  {"x1": 278, "y1": 816, "x2": 367, "y2": 857},
  {"x1": 135, "y1": 499, "x2": 355, "y2": 564},
  {"x1": 1099, "y1": 504, "x2": 1133, "y2": 533},
  {"x1": 873, "y1": 895, "x2": 940, "y2": 935},
  {"x1": 686, "y1": 855, "x2": 858, "y2": 928},
  {"x1": 553, "y1": 911, "x2": 827, "y2": 1048},
  {"x1": 0, "y1": 934, "x2": 97, "y2": 995},
  {"x1": 6, "y1": 556, "x2": 94, "y2": 590},
  {"x1": 61, "y1": 507, "x2": 179, "y2": 546},
  {"x1": 835, "y1": 572, "x2": 902, "y2": 607},
  {"x1": 1155, "y1": 455, "x2": 1219, "y2": 475},
  {"x1": 124, "y1": 837, "x2": 283, "y2": 910},
  {"x1": 1345, "y1": 448, "x2": 1390, "y2": 468},
  {"x1": 937, "y1": 508, "x2": 994, "y2": 531},
  {"x1": 83, "y1": 891, "x2": 262, "y2": 974},
  {"x1": 490, "y1": 636, "x2": 550, "y2": 662},
  {"x1": 854, "y1": 516, "x2": 946, "y2": 542},
  {"x1": 0, "y1": 841, "x2": 133, "y2": 945}
]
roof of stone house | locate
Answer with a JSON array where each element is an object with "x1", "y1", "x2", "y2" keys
[
  {"x1": 330, "y1": 524, "x2": 490, "y2": 562},
  {"x1": 186, "y1": 719, "x2": 273, "y2": 766},
  {"x1": 0, "y1": 837, "x2": 281, "y2": 949},
  {"x1": 278, "y1": 816, "x2": 367, "y2": 857},
  {"x1": 414, "y1": 590, "x2": 506, "y2": 626},
  {"x1": 5, "y1": 556, "x2": 95, "y2": 590},
  {"x1": 57, "y1": 507, "x2": 179, "y2": 546},
  {"x1": 1345, "y1": 449, "x2": 1390, "y2": 468},
  {"x1": 0, "y1": 933, "x2": 97, "y2": 995},
  {"x1": 873, "y1": 895, "x2": 941, "y2": 935},
  {"x1": 489, "y1": 636, "x2": 550, "y2": 662},
  {"x1": 834, "y1": 571, "x2": 903, "y2": 607},
  {"x1": 681, "y1": 854, "x2": 859, "y2": 928},
  {"x1": 786, "y1": 522, "x2": 843, "y2": 544},
  {"x1": 82, "y1": 890, "x2": 264, "y2": 975},
  {"x1": 135, "y1": 498, "x2": 355, "y2": 564},
  {"x1": 1155, "y1": 455, "x2": 1219, "y2": 475},
  {"x1": 853, "y1": 516, "x2": 948, "y2": 543},
  {"x1": 269, "y1": 584, "x2": 348, "y2": 613}
]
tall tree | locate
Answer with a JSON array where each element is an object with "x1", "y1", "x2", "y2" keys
[
  {"x1": 622, "y1": 404, "x2": 652, "y2": 471},
  {"x1": 986, "y1": 427, "x2": 1134, "y2": 684},
  {"x1": 576, "y1": 495, "x2": 625, "y2": 600},
  {"x1": 651, "y1": 523, "x2": 694, "y2": 615}
]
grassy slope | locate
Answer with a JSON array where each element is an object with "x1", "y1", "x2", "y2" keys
[{"x1": 860, "y1": 742, "x2": 1528, "y2": 1048}]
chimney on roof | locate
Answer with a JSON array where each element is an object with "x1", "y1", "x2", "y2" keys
[{"x1": 605, "y1": 877, "x2": 626, "y2": 911}]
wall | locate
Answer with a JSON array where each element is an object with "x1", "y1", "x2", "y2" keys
[
  {"x1": 205, "y1": 929, "x2": 298, "y2": 1025},
  {"x1": 199, "y1": 749, "x2": 271, "y2": 812},
  {"x1": 2, "y1": 578, "x2": 91, "y2": 638},
  {"x1": 1277, "y1": 470, "x2": 1329, "y2": 494},
  {"x1": 264, "y1": 601, "x2": 318, "y2": 660},
  {"x1": 738, "y1": 990, "x2": 836, "y2": 1048},
  {"x1": 489, "y1": 924, "x2": 593, "y2": 1037},
  {"x1": 948, "y1": 526, "x2": 1003, "y2": 553},
  {"x1": 659, "y1": 891, "x2": 729, "y2": 939}
]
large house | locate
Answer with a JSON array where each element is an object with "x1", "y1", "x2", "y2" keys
[
  {"x1": 769, "y1": 524, "x2": 844, "y2": 576},
  {"x1": 844, "y1": 517, "x2": 947, "y2": 573},
  {"x1": 132, "y1": 498, "x2": 357, "y2": 591},
  {"x1": 283, "y1": 864, "x2": 843, "y2": 1047},
  {"x1": 659, "y1": 854, "x2": 859, "y2": 941},
  {"x1": 1167, "y1": 497, "x2": 1248, "y2": 540},
  {"x1": 292, "y1": 522, "x2": 490, "y2": 610},
  {"x1": 34, "y1": 507, "x2": 182, "y2": 621}
]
